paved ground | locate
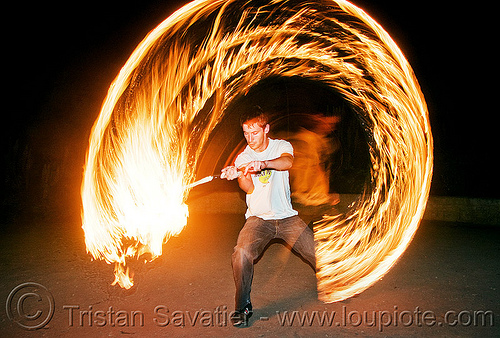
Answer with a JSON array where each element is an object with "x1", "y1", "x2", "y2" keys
[{"x1": 1, "y1": 208, "x2": 498, "y2": 337}]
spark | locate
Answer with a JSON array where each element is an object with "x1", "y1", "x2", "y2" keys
[{"x1": 81, "y1": 0, "x2": 432, "y2": 301}]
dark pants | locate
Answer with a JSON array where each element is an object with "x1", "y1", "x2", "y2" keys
[{"x1": 231, "y1": 215, "x2": 316, "y2": 310}]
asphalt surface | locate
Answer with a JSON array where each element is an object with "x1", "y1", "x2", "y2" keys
[{"x1": 1, "y1": 209, "x2": 498, "y2": 337}]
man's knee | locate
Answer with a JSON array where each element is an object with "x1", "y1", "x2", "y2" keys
[{"x1": 232, "y1": 245, "x2": 254, "y2": 264}]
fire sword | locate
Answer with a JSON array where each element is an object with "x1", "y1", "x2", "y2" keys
[{"x1": 187, "y1": 171, "x2": 242, "y2": 189}]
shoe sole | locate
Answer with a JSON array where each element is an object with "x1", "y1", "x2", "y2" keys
[{"x1": 232, "y1": 311, "x2": 253, "y2": 327}]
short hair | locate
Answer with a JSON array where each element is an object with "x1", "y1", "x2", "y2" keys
[{"x1": 240, "y1": 105, "x2": 269, "y2": 128}]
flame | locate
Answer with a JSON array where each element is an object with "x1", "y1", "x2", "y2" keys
[{"x1": 81, "y1": 0, "x2": 432, "y2": 299}]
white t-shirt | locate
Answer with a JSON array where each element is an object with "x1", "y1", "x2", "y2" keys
[{"x1": 234, "y1": 138, "x2": 298, "y2": 220}]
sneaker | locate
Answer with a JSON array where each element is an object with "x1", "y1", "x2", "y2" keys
[{"x1": 231, "y1": 303, "x2": 253, "y2": 327}]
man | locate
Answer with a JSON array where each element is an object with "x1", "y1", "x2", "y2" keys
[{"x1": 221, "y1": 106, "x2": 316, "y2": 326}]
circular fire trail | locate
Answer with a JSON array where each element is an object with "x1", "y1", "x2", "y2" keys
[{"x1": 81, "y1": 0, "x2": 433, "y2": 302}]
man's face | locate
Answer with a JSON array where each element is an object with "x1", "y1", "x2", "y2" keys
[{"x1": 242, "y1": 119, "x2": 270, "y2": 152}]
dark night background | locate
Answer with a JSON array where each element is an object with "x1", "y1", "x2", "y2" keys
[{"x1": 3, "y1": 0, "x2": 498, "y2": 223}]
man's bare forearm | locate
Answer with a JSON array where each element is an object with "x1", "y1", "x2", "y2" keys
[
  {"x1": 238, "y1": 173, "x2": 254, "y2": 194},
  {"x1": 264, "y1": 153, "x2": 293, "y2": 171},
  {"x1": 223, "y1": 153, "x2": 293, "y2": 194},
  {"x1": 241, "y1": 153, "x2": 293, "y2": 176}
]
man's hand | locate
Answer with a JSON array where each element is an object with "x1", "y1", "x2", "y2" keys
[
  {"x1": 242, "y1": 160, "x2": 267, "y2": 176},
  {"x1": 239, "y1": 154, "x2": 293, "y2": 176},
  {"x1": 221, "y1": 165, "x2": 253, "y2": 193},
  {"x1": 221, "y1": 166, "x2": 241, "y2": 180},
  {"x1": 221, "y1": 160, "x2": 268, "y2": 179}
]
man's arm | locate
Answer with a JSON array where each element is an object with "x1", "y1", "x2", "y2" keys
[
  {"x1": 236, "y1": 152, "x2": 294, "y2": 194},
  {"x1": 221, "y1": 153, "x2": 293, "y2": 194},
  {"x1": 237, "y1": 171, "x2": 254, "y2": 194},
  {"x1": 242, "y1": 153, "x2": 293, "y2": 175},
  {"x1": 220, "y1": 165, "x2": 254, "y2": 193}
]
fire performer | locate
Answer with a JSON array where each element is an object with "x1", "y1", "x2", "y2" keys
[{"x1": 221, "y1": 106, "x2": 316, "y2": 326}]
